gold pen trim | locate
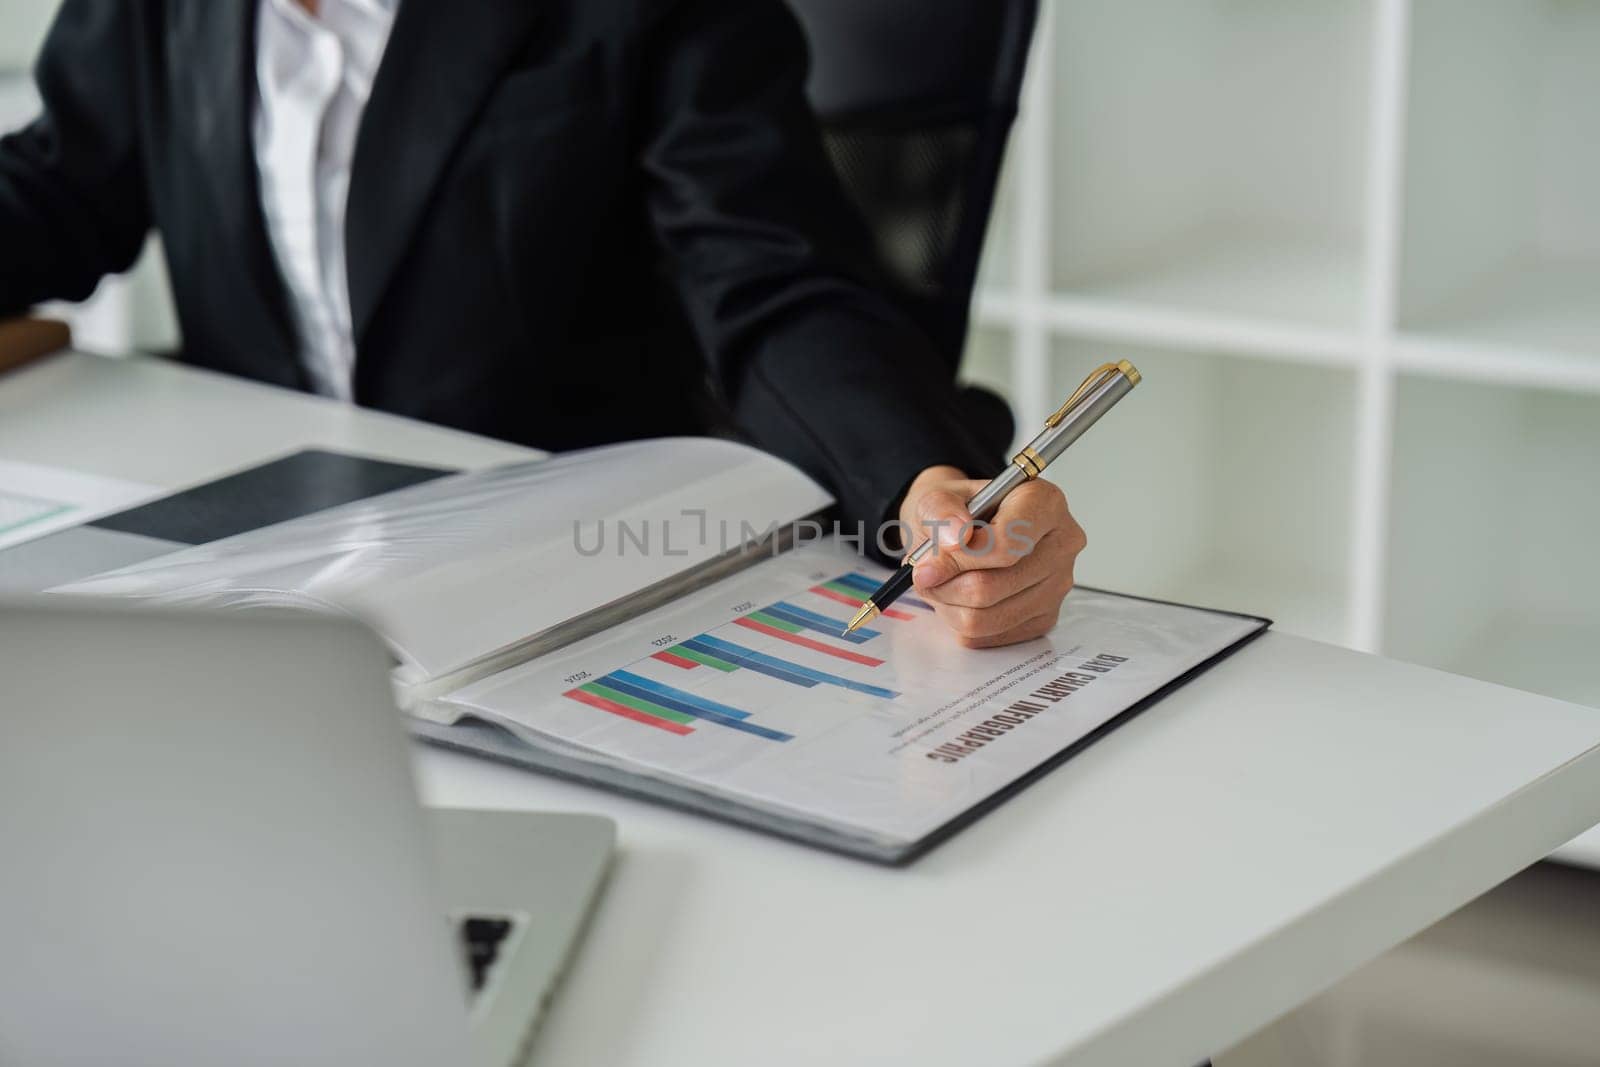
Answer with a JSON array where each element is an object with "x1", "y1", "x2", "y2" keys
[
  {"x1": 842, "y1": 601, "x2": 880, "y2": 636},
  {"x1": 1012, "y1": 446, "x2": 1045, "y2": 479},
  {"x1": 1044, "y1": 360, "x2": 1141, "y2": 428}
]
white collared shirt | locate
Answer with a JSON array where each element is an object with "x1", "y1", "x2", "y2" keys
[{"x1": 252, "y1": 0, "x2": 398, "y2": 401}]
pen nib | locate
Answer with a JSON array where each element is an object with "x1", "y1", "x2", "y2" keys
[{"x1": 842, "y1": 602, "x2": 880, "y2": 636}]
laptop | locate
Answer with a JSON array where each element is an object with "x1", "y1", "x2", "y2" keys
[{"x1": 0, "y1": 602, "x2": 614, "y2": 1067}]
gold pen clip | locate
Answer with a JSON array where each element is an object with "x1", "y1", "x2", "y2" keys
[{"x1": 1044, "y1": 359, "x2": 1140, "y2": 427}]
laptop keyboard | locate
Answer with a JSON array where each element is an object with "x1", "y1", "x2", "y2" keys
[{"x1": 458, "y1": 916, "x2": 516, "y2": 993}]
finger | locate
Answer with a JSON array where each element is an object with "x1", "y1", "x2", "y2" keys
[
  {"x1": 924, "y1": 564, "x2": 1051, "y2": 611},
  {"x1": 987, "y1": 479, "x2": 1071, "y2": 547},
  {"x1": 906, "y1": 484, "x2": 983, "y2": 555},
  {"x1": 954, "y1": 611, "x2": 1061, "y2": 650},
  {"x1": 912, "y1": 517, "x2": 1035, "y2": 586},
  {"x1": 929, "y1": 565, "x2": 1074, "y2": 641},
  {"x1": 914, "y1": 481, "x2": 1072, "y2": 587},
  {"x1": 921, "y1": 530, "x2": 1072, "y2": 608}
]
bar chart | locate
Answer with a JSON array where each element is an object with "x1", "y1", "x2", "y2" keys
[
  {"x1": 441, "y1": 538, "x2": 1269, "y2": 855},
  {"x1": 562, "y1": 571, "x2": 930, "y2": 739}
]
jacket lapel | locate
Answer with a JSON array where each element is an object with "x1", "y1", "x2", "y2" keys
[
  {"x1": 346, "y1": 0, "x2": 547, "y2": 346},
  {"x1": 187, "y1": 0, "x2": 302, "y2": 385}
]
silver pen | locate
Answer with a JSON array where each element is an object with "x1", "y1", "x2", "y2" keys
[{"x1": 843, "y1": 359, "x2": 1142, "y2": 634}]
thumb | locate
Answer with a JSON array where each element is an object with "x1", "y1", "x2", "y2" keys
[{"x1": 908, "y1": 488, "x2": 972, "y2": 588}]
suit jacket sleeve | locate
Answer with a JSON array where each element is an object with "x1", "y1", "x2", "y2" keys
[
  {"x1": 635, "y1": 0, "x2": 1001, "y2": 535},
  {"x1": 0, "y1": 0, "x2": 151, "y2": 317}
]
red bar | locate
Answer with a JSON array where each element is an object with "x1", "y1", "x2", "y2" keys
[
  {"x1": 809, "y1": 585, "x2": 915, "y2": 620},
  {"x1": 563, "y1": 688, "x2": 695, "y2": 735},
  {"x1": 651, "y1": 650, "x2": 699, "y2": 670},
  {"x1": 734, "y1": 616, "x2": 885, "y2": 666}
]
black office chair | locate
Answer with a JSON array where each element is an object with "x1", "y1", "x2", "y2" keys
[{"x1": 790, "y1": 0, "x2": 1039, "y2": 453}]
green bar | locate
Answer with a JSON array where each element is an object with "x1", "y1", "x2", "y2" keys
[
  {"x1": 581, "y1": 682, "x2": 697, "y2": 725},
  {"x1": 748, "y1": 610, "x2": 803, "y2": 634},
  {"x1": 822, "y1": 580, "x2": 869, "y2": 599},
  {"x1": 670, "y1": 644, "x2": 739, "y2": 672}
]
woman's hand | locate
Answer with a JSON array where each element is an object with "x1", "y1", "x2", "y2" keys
[{"x1": 896, "y1": 465, "x2": 1086, "y2": 648}]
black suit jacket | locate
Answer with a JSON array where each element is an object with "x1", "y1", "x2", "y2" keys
[{"x1": 0, "y1": 0, "x2": 1000, "y2": 530}]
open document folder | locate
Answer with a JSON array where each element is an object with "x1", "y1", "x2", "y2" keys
[{"x1": 54, "y1": 438, "x2": 1267, "y2": 862}]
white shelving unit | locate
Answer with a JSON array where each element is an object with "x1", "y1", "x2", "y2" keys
[
  {"x1": 1049, "y1": 0, "x2": 1376, "y2": 336},
  {"x1": 966, "y1": 1, "x2": 1599, "y2": 861}
]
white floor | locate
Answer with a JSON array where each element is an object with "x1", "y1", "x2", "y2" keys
[{"x1": 1219, "y1": 861, "x2": 1600, "y2": 1067}]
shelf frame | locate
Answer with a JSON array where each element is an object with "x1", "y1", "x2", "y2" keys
[{"x1": 976, "y1": 0, "x2": 1598, "y2": 665}]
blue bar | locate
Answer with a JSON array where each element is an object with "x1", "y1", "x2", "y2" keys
[
  {"x1": 760, "y1": 602, "x2": 877, "y2": 645},
  {"x1": 831, "y1": 572, "x2": 882, "y2": 593},
  {"x1": 689, "y1": 634, "x2": 900, "y2": 700},
  {"x1": 607, "y1": 670, "x2": 750, "y2": 719},
  {"x1": 836, "y1": 572, "x2": 933, "y2": 611},
  {"x1": 767, "y1": 601, "x2": 878, "y2": 643},
  {"x1": 602, "y1": 672, "x2": 792, "y2": 742},
  {"x1": 681, "y1": 638, "x2": 820, "y2": 691}
]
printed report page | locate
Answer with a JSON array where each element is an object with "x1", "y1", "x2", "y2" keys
[{"x1": 439, "y1": 540, "x2": 1265, "y2": 848}]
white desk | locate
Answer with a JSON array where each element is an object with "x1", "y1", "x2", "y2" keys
[{"x1": 6, "y1": 352, "x2": 1600, "y2": 1067}]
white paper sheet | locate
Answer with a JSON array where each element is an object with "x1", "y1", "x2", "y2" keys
[
  {"x1": 438, "y1": 540, "x2": 1265, "y2": 851},
  {"x1": 0, "y1": 461, "x2": 156, "y2": 552},
  {"x1": 54, "y1": 438, "x2": 832, "y2": 682}
]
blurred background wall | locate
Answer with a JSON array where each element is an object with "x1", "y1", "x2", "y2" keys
[{"x1": 0, "y1": 0, "x2": 54, "y2": 70}]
